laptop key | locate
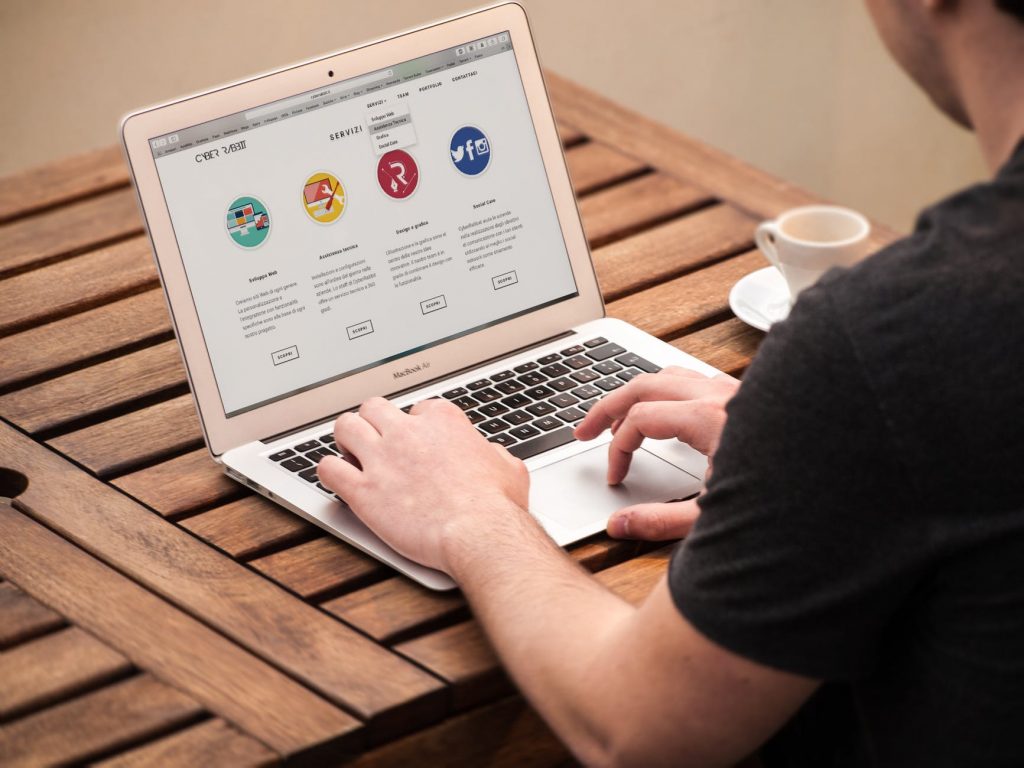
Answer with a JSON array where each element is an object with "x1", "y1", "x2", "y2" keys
[
  {"x1": 467, "y1": 378, "x2": 492, "y2": 390},
  {"x1": 502, "y1": 410, "x2": 532, "y2": 426},
  {"x1": 538, "y1": 353, "x2": 561, "y2": 365},
  {"x1": 465, "y1": 410, "x2": 485, "y2": 425},
  {"x1": 495, "y1": 379, "x2": 525, "y2": 394},
  {"x1": 298, "y1": 467, "x2": 320, "y2": 483},
  {"x1": 594, "y1": 376, "x2": 625, "y2": 392},
  {"x1": 489, "y1": 433, "x2": 518, "y2": 447},
  {"x1": 549, "y1": 393, "x2": 579, "y2": 408},
  {"x1": 535, "y1": 416, "x2": 562, "y2": 431},
  {"x1": 563, "y1": 355, "x2": 592, "y2": 370},
  {"x1": 548, "y1": 377, "x2": 576, "y2": 392},
  {"x1": 571, "y1": 368, "x2": 600, "y2": 383},
  {"x1": 305, "y1": 447, "x2": 336, "y2": 462},
  {"x1": 491, "y1": 370, "x2": 515, "y2": 382},
  {"x1": 561, "y1": 345, "x2": 586, "y2": 356},
  {"x1": 540, "y1": 362, "x2": 571, "y2": 377},
  {"x1": 614, "y1": 353, "x2": 661, "y2": 373},
  {"x1": 526, "y1": 401, "x2": 557, "y2": 417},
  {"x1": 502, "y1": 393, "x2": 531, "y2": 408},
  {"x1": 479, "y1": 402, "x2": 509, "y2": 417},
  {"x1": 451, "y1": 396, "x2": 479, "y2": 410},
  {"x1": 579, "y1": 399, "x2": 598, "y2": 412},
  {"x1": 617, "y1": 368, "x2": 643, "y2": 382},
  {"x1": 318, "y1": 434, "x2": 334, "y2": 444},
  {"x1": 295, "y1": 440, "x2": 320, "y2": 452},
  {"x1": 442, "y1": 386, "x2": 469, "y2": 399},
  {"x1": 474, "y1": 388, "x2": 502, "y2": 403},
  {"x1": 586, "y1": 343, "x2": 627, "y2": 361},
  {"x1": 509, "y1": 424, "x2": 542, "y2": 440},
  {"x1": 557, "y1": 406, "x2": 587, "y2": 422},
  {"x1": 583, "y1": 337, "x2": 608, "y2": 348},
  {"x1": 593, "y1": 360, "x2": 623, "y2": 375},
  {"x1": 281, "y1": 456, "x2": 314, "y2": 472},
  {"x1": 518, "y1": 371, "x2": 546, "y2": 386},
  {"x1": 524, "y1": 385, "x2": 555, "y2": 400},
  {"x1": 508, "y1": 426, "x2": 576, "y2": 460},
  {"x1": 572, "y1": 384, "x2": 603, "y2": 400},
  {"x1": 269, "y1": 448, "x2": 296, "y2": 462},
  {"x1": 479, "y1": 419, "x2": 508, "y2": 435},
  {"x1": 513, "y1": 361, "x2": 538, "y2": 373}
]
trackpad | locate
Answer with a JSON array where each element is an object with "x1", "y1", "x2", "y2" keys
[{"x1": 529, "y1": 445, "x2": 703, "y2": 537}]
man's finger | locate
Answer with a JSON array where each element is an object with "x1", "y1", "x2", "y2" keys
[
  {"x1": 333, "y1": 411, "x2": 381, "y2": 461},
  {"x1": 606, "y1": 498, "x2": 701, "y2": 541},
  {"x1": 359, "y1": 396, "x2": 405, "y2": 433},
  {"x1": 575, "y1": 372, "x2": 712, "y2": 440},
  {"x1": 317, "y1": 454, "x2": 363, "y2": 500},
  {"x1": 606, "y1": 401, "x2": 707, "y2": 484}
]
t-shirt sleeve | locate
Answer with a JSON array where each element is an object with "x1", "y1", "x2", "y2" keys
[{"x1": 669, "y1": 279, "x2": 930, "y2": 680}]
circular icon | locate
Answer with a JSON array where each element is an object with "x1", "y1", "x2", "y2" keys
[
  {"x1": 377, "y1": 149, "x2": 420, "y2": 200},
  {"x1": 449, "y1": 125, "x2": 491, "y2": 176},
  {"x1": 225, "y1": 195, "x2": 271, "y2": 249},
  {"x1": 302, "y1": 171, "x2": 347, "y2": 224}
]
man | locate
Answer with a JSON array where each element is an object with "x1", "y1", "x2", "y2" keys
[{"x1": 319, "y1": 0, "x2": 1024, "y2": 764}]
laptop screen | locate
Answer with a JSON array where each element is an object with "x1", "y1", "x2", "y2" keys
[{"x1": 150, "y1": 32, "x2": 578, "y2": 417}]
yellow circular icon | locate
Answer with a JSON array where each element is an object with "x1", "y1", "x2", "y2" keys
[{"x1": 302, "y1": 171, "x2": 346, "y2": 224}]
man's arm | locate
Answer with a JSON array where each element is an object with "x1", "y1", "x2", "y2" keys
[{"x1": 318, "y1": 395, "x2": 817, "y2": 766}]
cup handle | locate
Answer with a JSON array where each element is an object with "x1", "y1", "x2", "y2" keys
[{"x1": 755, "y1": 221, "x2": 782, "y2": 271}]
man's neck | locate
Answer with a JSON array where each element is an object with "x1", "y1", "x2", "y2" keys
[{"x1": 947, "y1": 17, "x2": 1024, "y2": 172}]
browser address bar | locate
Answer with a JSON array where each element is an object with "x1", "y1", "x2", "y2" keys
[{"x1": 244, "y1": 70, "x2": 394, "y2": 120}]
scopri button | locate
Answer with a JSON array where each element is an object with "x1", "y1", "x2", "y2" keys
[
  {"x1": 346, "y1": 320, "x2": 374, "y2": 340},
  {"x1": 492, "y1": 270, "x2": 518, "y2": 290},
  {"x1": 420, "y1": 295, "x2": 447, "y2": 315}
]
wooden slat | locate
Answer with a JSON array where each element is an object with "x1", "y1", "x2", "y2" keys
[
  {"x1": 112, "y1": 449, "x2": 241, "y2": 518},
  {"x1": 672, "y1": 317, "x2": 764, "y2": 377},
  {"x1": 0, "y1": 502, "x2": 360, "y2": 758},
  {"x1": 0, "y1": 675, "x2": 204, "y2": 768},
  {"x1": 0, "y1": 289, "x2": 171, "y2": 391},
  {"x1": 0, "y1": 236, "x2": 157, "y2": 336},
  {"x1": 556, "y1": 121, "x2": 585, "y2": 148},
  {"x1": 95, "y1": 719, "x2": 276, "y2": 768},
  {"x1": 564, "y1": 141, "x2": 647, "y2": 196},
  {"x1": 0, "y1": 188, "x2": 142, "y2": 278},
  {"x1": 579, "y1": 172, "x2": 712, "y2": 248},
  {"x1": 0, "y1": 146, "x2": 130, "y2": 224},
  {"x1": 179, "y1": 495, "x2": 316, "y2": 560},
  {"x1": 608, "y1": 248, "x2": 765, "y2": 340},
  {"x1": 49, "y1": 394, "x2": 203, "y2": 477},
  {"x1": 0, "y1": 340, "x2": 185, "y2": 435},
  {"x1": 0, "y1": 626, "x2": 132, "y2": 721},
  {"x1": 354, "y1": 695, "x2": 568, "y2": 768},
  {"x1": 2, "y1": 424, "x2": 445, "y2": 732},
  {"x1": 0, "y1": 581, "x2": 63, "y2": 649},
  {"x1": 593, "y1": 203, "x2": 756, "y2": 300},
  {"x1": 249, "y1": 536, "x2": 385, "y2": 599},
  {"x1": 394, "y1": 548, "x2": 672, "y2": 711}
]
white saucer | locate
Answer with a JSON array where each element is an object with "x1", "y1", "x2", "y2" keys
[{"x1": 729, "y1": 267, "x2": 791, "y2": 332}]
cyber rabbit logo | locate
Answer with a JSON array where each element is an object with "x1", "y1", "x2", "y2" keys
[{"x1": 449, "y1": 125, "x2": 491, "y2": 176}]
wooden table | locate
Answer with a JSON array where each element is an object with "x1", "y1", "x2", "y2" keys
[{"x1": 0, "y1": 73, "x2": 896, "y2": 766}]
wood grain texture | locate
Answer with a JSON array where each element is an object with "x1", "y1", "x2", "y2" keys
[
  {"x1": 112, "y1": 448, "x2": 241, "y2": 518},
  {"x1": 0, "y1": 145, "x2": 129, "y2": 224},
  {"x1": 48, "y1": 394, "x2": 203, "y2": 477},
  {"x1": 564, "y1": 141, "x2": 647, "y2": 196},
  {"x1": 0, "y1": 340, "x2": 185, "y2": 435},
  {"x1": 579, "y1": 172, "x2": 712, "y2": 248},
  {"x1": 0, "y1": 236, "x2": 157, "y2": 336},
  {"x1": 2, "y1": 424, "x2": 445, "y2": 731},
  {"x1": 0, "y1": 289, "x2": 171, "y2": 391},
  {"x1": 0, "y1": 626, "x2": 132, "y2": 721},
  {"x1": 0, "y1": 674, "x2": 204, "y2": 768},
  {"x1": 607, "y1": 248, "x2": 765, "y2": 340},
  {"x1": 672, "y1": 317, "x2": 764, "y2": 377},
  {"x1": 593, "y1": 203, "x2": 756, "y2": 300},
  {"x1": 0, "y1": 581, "x2": 64, "y2": 650},
  {"x1": 95, "y1": 719, "x2": 277, "y2": 768},
  {"x1": 179, "y1": 494, "x2": 316, "y2": 560},
  {"x1": 555, "y1": 121, "x2": 585, "y2": 148},
  {"x1": 0, "y1": 502, "x2": 360, "y2": 757},
  {"x1": 249, "y1": 536, "x2": 386, "y2": 599},
  {"x1": 0, "y1": 187, "x2": 142, "y2": 278}
]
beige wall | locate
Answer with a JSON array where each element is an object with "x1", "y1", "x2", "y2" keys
[{"x1": 0, "y1": 0, "x2": 987, "y2": 231}]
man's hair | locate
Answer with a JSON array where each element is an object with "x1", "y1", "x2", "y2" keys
[{"x1": 997, "y1": 0, "x2": 1024, "y2": 23}]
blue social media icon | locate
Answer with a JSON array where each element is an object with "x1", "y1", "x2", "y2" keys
[{"x1": 450, "y1": 126, "x2": 491, "y2": 176}]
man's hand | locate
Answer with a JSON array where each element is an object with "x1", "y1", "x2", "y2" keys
[
  {"x1": 574, "y1": 366, "x2": 739, "y2": 540},
  {"x1": 316, "y1": 396, "x2": 531, "y2": 573}
]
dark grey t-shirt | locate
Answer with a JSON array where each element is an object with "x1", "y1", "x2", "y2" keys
[{"x1": 670, "y1": 142, "x2": 1024, "y2": 767}]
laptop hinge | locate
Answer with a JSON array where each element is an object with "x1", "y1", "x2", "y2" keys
[{"x1": 261, "y1": 328, "x2": 579, "y2": 444}]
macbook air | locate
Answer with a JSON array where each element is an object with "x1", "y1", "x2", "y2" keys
[{"x1": 121, "y1": 2, "x2": 719, "y2": 590}]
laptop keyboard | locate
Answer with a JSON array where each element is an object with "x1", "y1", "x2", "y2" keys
[{"x1": 266, "y1": 337, "x2": 661, "y2": 497}]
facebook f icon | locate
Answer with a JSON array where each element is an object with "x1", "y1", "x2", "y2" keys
[{"x1": 450, "y1": 126, "x2": 491, "y2": 176}]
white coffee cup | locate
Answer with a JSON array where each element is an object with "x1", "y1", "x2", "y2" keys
[{"x1": 755, "y1": 205, "x2": 871, "y2": 304}]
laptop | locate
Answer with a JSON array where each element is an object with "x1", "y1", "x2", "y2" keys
[{"x1": 121, "y1": 2, "x2": 718, "y2": 590}]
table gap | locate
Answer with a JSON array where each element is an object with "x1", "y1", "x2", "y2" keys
[
  {"x1": 0, "y1": 228, "x2": 144, "y2": 283},
  {"x1": 33, "y1": 382, "x2": 191, "y2": 443},
  {"x1": 1, "y1": 664, "x2": 139, "y2": 725}
]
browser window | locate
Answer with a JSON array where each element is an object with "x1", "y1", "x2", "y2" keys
[{"x1": 152, "y1": 33, "x2": 578, "y2": 417}]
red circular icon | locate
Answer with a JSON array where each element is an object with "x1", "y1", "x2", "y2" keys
[{"x1": 376, "y1": 149, "x2": 420, "y2": 199}]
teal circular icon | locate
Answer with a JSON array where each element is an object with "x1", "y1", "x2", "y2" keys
[{"x1": 225, "y1": 196, "x2": 271, "y2": 249}]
